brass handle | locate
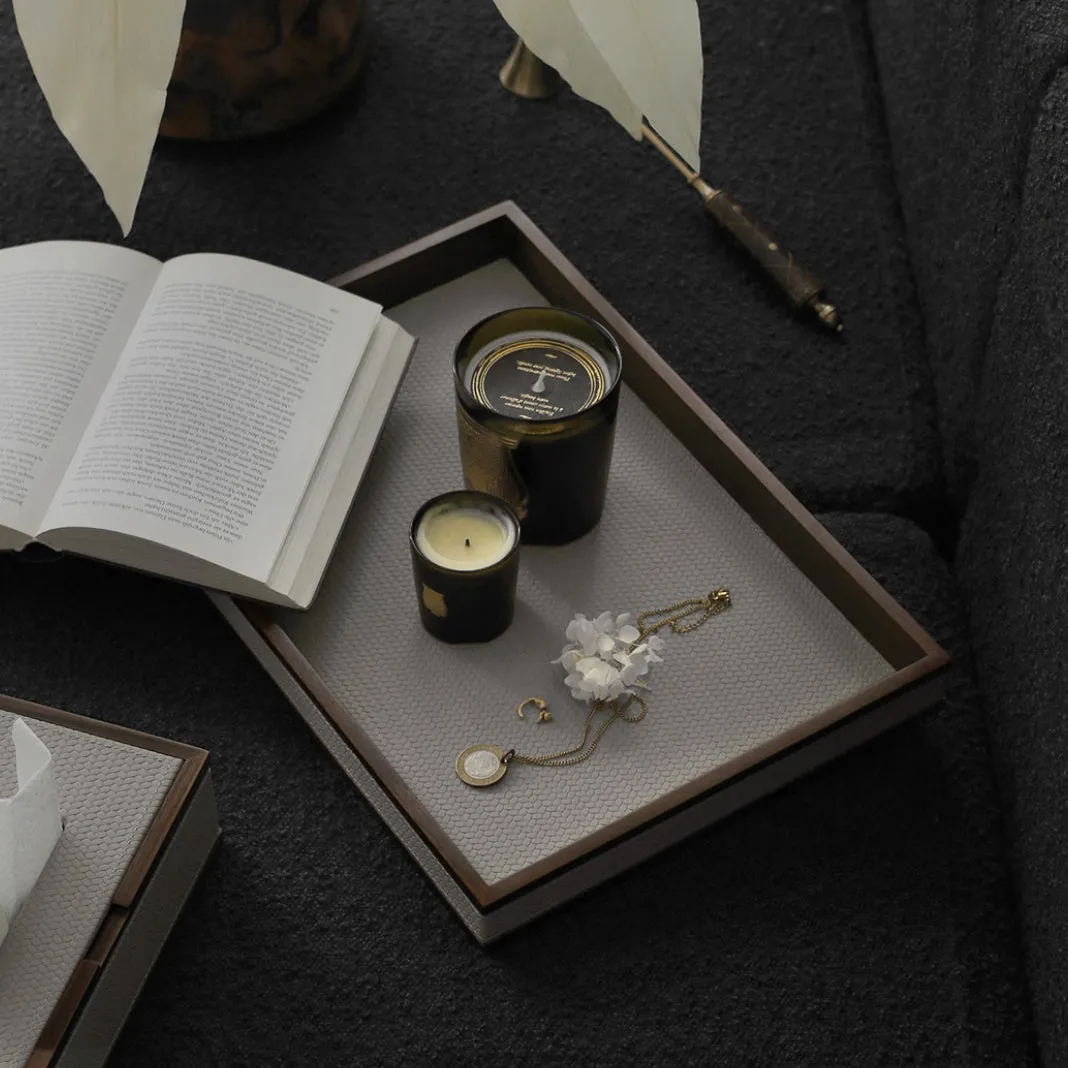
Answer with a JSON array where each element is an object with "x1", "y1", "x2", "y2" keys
[
  {"x1": 638, "y1": 122, "x2": 843, "y2": 331},
  {"x1": 702, "y1": 187, "x2": 825, "y2": 310}
]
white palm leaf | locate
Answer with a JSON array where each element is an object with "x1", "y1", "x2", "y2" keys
[
  {"x1": 493, "y1": 0, "x2": 704, "y2": 172},
  {"x1": 13, "y1": 0, "x2": 187, "y2": 235}
]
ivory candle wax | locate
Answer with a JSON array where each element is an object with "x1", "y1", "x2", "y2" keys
[
  {"x1": 410, "y1": 491, "x2": 520, "y2": 643},
  {"x1": 454, "y1": 307, "x2": 623, "y2": 545}
]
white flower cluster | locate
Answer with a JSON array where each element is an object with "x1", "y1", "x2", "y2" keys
[{"x1": 553, "y1": 611, "x2": 665, "y2": 703}]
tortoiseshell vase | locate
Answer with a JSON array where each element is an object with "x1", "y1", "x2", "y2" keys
[{"x1": 161, "y1": 0, "x2": 369, "y2": 141}]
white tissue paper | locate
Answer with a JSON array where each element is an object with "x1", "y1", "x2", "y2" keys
[{"x1": 0, "y1": 719, "x2": 63, "y2": 949}]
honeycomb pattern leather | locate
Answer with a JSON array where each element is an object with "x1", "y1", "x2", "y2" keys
[
  {"x1": 0, "y1": 708, "x2": 180, "y2": 1068},
  {"x1": 282, "y1": 260, "x2": 892, "y2": 889}
]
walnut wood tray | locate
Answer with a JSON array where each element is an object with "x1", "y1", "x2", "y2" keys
[
  {"x1": 0, "y1": 696, "x2": 217, "y2": 1068},
  {"x1": 211, "y1": 202, "x2": 948, "y2": 943}
]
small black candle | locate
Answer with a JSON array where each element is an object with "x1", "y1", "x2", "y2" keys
[
  {"x1": 410, "y1": 491, "x2": 521, "y2": 643},
  {"x1": 454, "y1": 307, "x2": 623, "y2": 545}
]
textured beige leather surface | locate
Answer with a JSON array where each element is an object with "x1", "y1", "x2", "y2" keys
[
  {"x1": 56, "y1": 774, "x2": 219, "y2": 1068},
  {"x1": 0, "y1": 709, "x2": 180, "y2": 1068},
  {"x1": 281, "y1": 260, "x2": 893, "y2": 891}
]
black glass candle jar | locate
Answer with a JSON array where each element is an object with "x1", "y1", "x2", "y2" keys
[
  {"x1": 410, "y1": 491, "x2": 521, "y2": 643},
  {"x1": 453, "y1": 307, "x2": 623, "y2": 545}
]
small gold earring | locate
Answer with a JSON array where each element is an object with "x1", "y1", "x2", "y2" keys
[{"x1": 517, "y1": 697, "x2": 552, "y2": 723}]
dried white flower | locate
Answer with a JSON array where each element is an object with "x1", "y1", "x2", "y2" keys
[{"x1": 553, "y1": 613, "x2": 665, "y2": 703}]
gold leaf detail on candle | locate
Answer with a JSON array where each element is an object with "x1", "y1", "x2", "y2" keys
[
  {"x1": 456, "y1": 405, "x2": 529, "y2": 520},
  {"x1": 422, "y1": 585, "x2": 448, "y2": 618}
]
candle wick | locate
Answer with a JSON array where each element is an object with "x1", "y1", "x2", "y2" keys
[
  {"x1": 465, "y1": 538, "x2": 471, "y2": 548},
  {"x1": 532, "y1": 369, "x2": 548, "y2": 394}
]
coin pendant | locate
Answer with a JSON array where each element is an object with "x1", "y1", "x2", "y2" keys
[{"x1": 456, "y1": 744, "x2": 508, "y2": 787}]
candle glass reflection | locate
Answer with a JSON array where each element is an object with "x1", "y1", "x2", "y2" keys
[{"x1": 410, "y1": 491, "x2": 521, "y2": 643}]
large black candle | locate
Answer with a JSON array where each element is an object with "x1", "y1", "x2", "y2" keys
[
  {"x1": 410, "y1": 491, "x2": 521, "y2": 643},
  {"x1": 454, "y1": 307, "x2": 623, "y2": 545}
]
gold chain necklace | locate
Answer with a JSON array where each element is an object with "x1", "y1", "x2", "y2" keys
[{"x1": 456, "y1": 589, "x2": 731, "y2": 788}]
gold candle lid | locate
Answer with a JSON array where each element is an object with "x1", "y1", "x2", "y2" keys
[{"x1": 467, "y1": 329, "x2": 614, "y2": 420}]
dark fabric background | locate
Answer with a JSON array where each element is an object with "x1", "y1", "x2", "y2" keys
[
  {"x1": 0, "y1": 0, "x2": 1051, "y2": 1063},
  {"x1": 866, "y1": 0, "x2": 1068, "y2": 1060},
  {"x1": 865, "y1": 0, "x2": 1068, "y2": 508},
  {"x1": 956, "y1": 67, "x2": 1068, "y2": 1063}
]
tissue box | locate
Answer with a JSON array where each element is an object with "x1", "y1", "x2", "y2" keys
[{"x1": 0, "y1": 695, "x2": 218, "y2": 1068}]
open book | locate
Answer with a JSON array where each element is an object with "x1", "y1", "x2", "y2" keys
[{"x1": 0, "y1": 242, "x2": 414, "y2": 609}]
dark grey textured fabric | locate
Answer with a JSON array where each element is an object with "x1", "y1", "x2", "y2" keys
[
  {"x1": 0, "y1": 0, "x2": 939, "y2": 514},
  {"x1": 0, "y1": 515, "x2": 1034, "y2": 1066},
  {"x1": 956, "y1": 66, "x2": 1068, "y2": 1065},
  {"x1": 0, "y1": 0, "x2": 1048, "y2": 1062},
  {"x1": 865, "y1": 0, "x2": 1068, "y2": 506}
]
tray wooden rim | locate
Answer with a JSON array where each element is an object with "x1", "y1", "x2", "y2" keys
[
  {"x1": 0, "y1": 694, "x2": 209, "y2": 1068},
  {"x1": 235, "y1": 200, "x2": 950, "y2": 911}
]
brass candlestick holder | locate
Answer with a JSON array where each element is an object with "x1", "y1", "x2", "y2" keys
[
  {"x1": 498, "y1": 37, "x2": 843, "y2": 333},
  {"x1": 499, "y1": 39, "x2": 562, "y2": 99}
]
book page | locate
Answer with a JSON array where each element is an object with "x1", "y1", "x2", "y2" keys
[
  {"x1": 41, "y1": 254, "x2": 382, "y2": 581},
  {"x1": 0, "y1": 242, "x2": 160, "y2": 538},
  {"x1": 272, "y1": 319, "x2": 414, "y2": 608}
]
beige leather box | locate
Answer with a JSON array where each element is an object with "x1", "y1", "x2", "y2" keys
[
  {"x1": 0, "y1": 696, "x2": 218, "y2": 1068},
  {"x1": 213, "y1": 203, "x2": 948, "y2": 943}
]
